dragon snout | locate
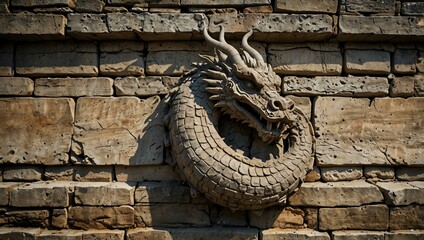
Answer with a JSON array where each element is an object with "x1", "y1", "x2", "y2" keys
[{"x1": 269, "y1": 98, "x2": 295, "y2": 112}]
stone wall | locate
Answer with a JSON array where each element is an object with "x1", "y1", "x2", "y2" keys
[{"x1": 1, "y1": 0, "x2": 424, "y2": 239}]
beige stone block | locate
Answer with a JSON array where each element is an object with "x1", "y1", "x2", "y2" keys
[
  {"x1": 106, "y1": 12, "x2": 144, "y2": 39},
  {"x1": 390, "y1": 205, "x2": 424, "y2": 230},
  {"x1": 68, "y1": 206, "x2": 134, "y2": 230},
  {"x1": 127, "y1": 228, "x2": 172, "y2": 240},
  {"x1": 0, "y1": 182, "x2": 20, "y2": 206},
  {"x1": 71, "y1": 96, "x2": 165, "y2": 165},
  {"x1": 413, "y1": 74, "x2": 424, "y2": 96},
  {"x1": 135, "y1": 182, "x2": 190, "y2": 204},
  {"x1": 385, "y1": 230, "x2": 424, "y2": 240},
  {"x1": 289, "y1": 181, "x2": 383, "y2": 207},
  {"x1": 396, "y1": 167, "x2": 424, "y2": 181},
  {"x1": 332, "y1": 231, "x2": 385, "y2": 240},
  {"x1": 393, "y1": 49, "x2": 418, "y2": 74},
  {"x1": 320, "y1": 167, "x2": 363, "y2": 182},
  {"x1": 0, "y1": 77, "x2": 34, "y2": 96},
  {"x1": 100, "y1": 41, "x2": 144, "y2": 52},
  {"x1": 135, "y1": 204, "x2": 210, "y2": 227},
  {"x1": 261, "y1": 229, "x2": 330, "y2": 240},
  {"x1": 0, "y1": 43, "x2": 13, "y2": 77},
  {"x1": 340, "y1": 0, "x2": 395, "y2": 15},
  {"x1": 75, "y1": 0, "x2": 105, "y2": 12},
  {"x1": 0, "y1": 208, "x2": 49, "y2": 227},
  {"x1": 51, "y1": 208, "x2": 67, "y2": 229},
  {"x1": 115, "y1": 165, "x2": 182, "y2": 182},
  {"x1": 344, "y1": 50, "x2": 390, "y2": 75},
  {"x1": 115, "y1": 76, "x2": 168, "y2": 96},
  {"x1": 16, "y1": 41, "x2": 98, "y2": 77},
  {"x1": 319, "y1": 205, "x2": 389, "y2": 230},
  {"x1": 390, "y1": 76, "x2": 415, "y2": 97},
  {"x1": 364, "y1": 167, "x2": 395, "y2": 180},
  {"x1": 275, "y1": 0, "x2": 338, "y2": 13},
  {"x1": 44, "y1": 165, "x2": 113, "y2": 181},
  {"x1": 304, "y1": 166, "x2": 321, "y2": 182},
  {"x1": 82, "y1": 230, "x2": 125, "y2": 240},
  {"x1": 0, "y1": 227, "x2": 42, "y2": 239},
  {"x1": 314, "y1": 97, "x2": 424, "y2": 166},
  {"x1": 67, "y1": 13, "x2": 109, "y2": 40},
  {"x1": 35, "y1": 77, "x2": 113, "y2": 97},
  {"x1": 243, "y1": 5, "x2": 273, "y2": 13},
  {"x1": 0, "y1": 98, "x2": 74, "y2": 165},
  {"x1": 38, "y1": 230, "x2": 82, "y2": 240},
  {"x1": 376, "y1": 181, "x2": 424, "y2": 205},
  {"x1": 11, "y1": 0, "x2": 75, "y2": 7},
  {"x1": 149, "y1": 8, "x2": 180, "y2": 13},
  {"x1": 100, "y1": 52, "x2": 144, "y2": 76},
  {"x1": 74, "y1": 182, "x2": 135, "y2": 206},
  {"x1": 249, "y1": 207, "x2": 304, "y2": 229},
  {"x1": 0, "y1": 14, "x2": 66, "y2": 40},
  {"x1": 181, "y1": 0, "x2": 270, "y2": 6},
  {"x1": 3, "y1": 166, "x2": 43, "y2": 181},
  {"x1": 32, "y1": 6, "x2": 74, "y2": 13},
  {"x1": 146, "y1": 50, "x2": 205, "y2": 76}
]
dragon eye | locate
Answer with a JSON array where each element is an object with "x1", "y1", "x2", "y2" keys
[{"x1": 243, "y1": 81, "x2": 255, "y2": 90}]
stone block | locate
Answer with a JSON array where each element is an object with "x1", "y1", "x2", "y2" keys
[
  {"x1": 82, "y1": 230, "x2": 125, "y2": 240},
  {"x1": 393, "y1": 49, "x2": 418, "y2": 74},
  {"x1": 304, "y1": 208, "x2": 318, "y2": 230},
  {"x1": 74, "y1": 182, "x2": 135, "y2": 206},
  {"x1": 0, "y1": 43, "x2": 13, "y2": 77},
  {"x1": 209, "y1": 14, "x2": 333, "y2": 42},
  {"x1": 51, "y1": 208, "x2": 67, "y2": 229},
  {"x1": 344, "y1": 49, "x2": 391, "y2": 75},
  {"x1": 243, "y1": 5, "x2": 273, "y2": 13},
  {"x1": 416, "y1": 74, "x2": 424, "y2": 96},
  {"x1": 9, "y1": 181, "x2": 75, "y2": 207},
  {"x1": 396, "y1": 167, "x2": 424, "y2": 181},
  {"x1": 289, "y1": 181, "x2": 383, "y2": 207},
  {"x1": 72, "y1": 96, "x2": 165, "y2": 165},
  {"x1": 320, "y1": 167, "x2": 363, "y2": 182},
  {"x1": 269, "y1": 43, "x2": 342, "y2": 76},
  {"x1": 44, "y1": 165, "x2": 112, "y2": 181},
  {"x1": 35, "y1": 78, "x2": 113, "y2": 97},
  {"x1": 38, "y1": 230, "x2": 82, "y2": 240},
  {"x1": 210, "y1": 207, "x2": 247, "y2": 226},
  {"x1": 376, "y1": 181, "x2": 424, "y2": 205},
  {"x1": 364, "y1": 167, "x2": 395, "y2": 180},
  {"x1": 181, "y1": 0, "x2": 270, "y2": 6},
  {"x1": 304, "y1": 166, "x2": 321, "y2": 182},
  {"x1": 115, "y1": 165, "x2": 182, "y2": 182},
  {"x1": 0, "y1": 227, "x2": 42, "y2": 240},
  {"x1": 115, "y1": 76, "x2": 168, "y2": 96},
  {"x1": 261, "y1": 229, "x2": 330, "y2": 240},
  {"x1": 106, "y1": 12, "x2": 144, "y2": 39},
  {"x1": 338, "y1": 16, "x2": 424, "y2": 42},
  {"x1": 332, "y1": 231, "x2": 385, "y2": 240},
  {"x1": 32, "y1": 7, "x2": 74, "y2": 13},
  {"x1": 16, "y1": 41, "x2": 98, "y2": 77},
  {"x1": 341, "y1": 0, "x2": 395, "y2": 15},
  {"x1": 0, "y1": 77, "x2": 34, "y2": 96},
  {"x1": 67, "y1": 13, "x2": 109, "y2": 40},
  {"x1": 75, "y1": 0, "x2": 105, "y2": 12},
  {"x1": 0, "y1": 208, "x2": 49, "y2": 227},
  {"x1": 0, "y1": 182, "x2": 20, "y2": 206},
  {"x1": 3, "y1": 166, "x2": 43, "y2": 181},
  {"x1": 0, "y1": 14, "x2": 66, "y2": 40},
  {"x1": 68, "y1": 206, "x2": 134, "y2": 230},
  {"x1": 135, "y1": 182, "x2": 190, "y2": 204},
  {"x1": 385, "y1": 230, "x2": 424, "y2": 240},
  {"x1": 390, "y1": 205, "x2": 424, "y2": 230},
  {"x1": 135, "y1": 204, "x2": 210, "y2": 227},
  {"x1": 390, "y1": 76, "x2": 415, "y2": 97},
  {"x1": 274, "y1": 0, "x2": 338, "y2": 13},
  {"x1": 11, "y1": 0, "x2": 75, "y2": 7},
  {"x1": 319, "y1": 205, "x2": 389, "y2": 230},
  {"x1": 126, "y1": 228, "x2": 172, "y2": 240},
  {"x1": 314, "y1": 97, "x2": 424, "y2": 166},
  {"x1": 401, "y1": 2, "x2": 424, "y2": 16},
  {"x1": 0, "y1": 98, "x2": 74, "y2": 165},
  {"x1": 100, "y1": 51, "x2": 144, "y2": 76},
  {"x1": 249, "y1": 206, "x2": 304, "y2": 229},
  {"x1": 283, "y1": 76, "x2": 388, "y2": 97}
]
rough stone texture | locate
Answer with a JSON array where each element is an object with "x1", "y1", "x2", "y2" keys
[
  {"x1": 0, "y1": 227, "x2": 42, "y2": 239},
  {"x1": 393, "y1": 49, "x2": 418, "y2": 74},
  {"x1": 376, "y1": 182, "x2": 424, "y2": 205},
  {"x1": 320, "y1": 167, "x2": 363, "y2": 182},
  {"x1": 135, "y1": 204, "x2": 210, "y2": 227},
  {"x1": 115, "y1": 76, "x2": 168, "y2": 96},
  {"x1": 135, "y1": 182, "x2": 190, "y2": 204},
  {"x1": 74, "y1": 182, "x2": 135, "y2": 206},
  {"x1": 344, "y1": 49, "x2": 391, "y2": 75},
  {"x1": 72, "y1": 96, "x2": 165, "y2": 165},
  {"x1": 390, "y1": 76, "x2": 415, "y2": 97},
  {"x1": 0, "y1": 77, "x2": 34, "y2": 96},
  {"x1": 210, "y1": 207, "x2": 247, "y2": 226},
  {"x1": 340, "y1": 0, "x2": 395, "y2": 15},
  {"x1": 283, "y1": 76, "x2": 388, "y2": 97},
  {"x1": 209, "y1": 14, "x2": 333, "y2": 42},
  {"x1": 390, "y1": 205, "x2": 424, "y2": 230},
  {"x1": 401, "y1": 2, "x2": 424, "y2": 16},
  {"x1": 304, "y1": 208, "x2": 318, "y2": 230},
  {"x1": 51, "y1": 208, "x2": 67, "y2": 229},
  {"x1": 181, "y1": 0, "x2": 270, "y2": 6},
  {"x1": 338, "y1": 16, "x2": 424, "y2": 42},
  {"x1": 68, "y1": 206, "x2": 134, "y2": 230},
  {"x1": 0, "y1": 182, "x2": 20, "y2": 206},
  {"x1": 67, "y1": 13, "x2": 109, "y2": 40},
  {"x1": 0, "y1": 98, "x2": 74, "y2": 165},
  {"x1": 304, "y1": 166, "x2": 321, "y2": 182},
  {"x1": 385, "y1": 230, "x2": 424, "y2": 240},
  {"x1": 0, "y1": 43, "x2": 13, "y2": 77},
  {"x1": 75, "y1": 0, "x2": 105, "y2": 12},
  {"x1": 0, "y1": 14, "x2": 66, "y2": 40},
  {"x1": 38, "y1": 230, "x2": 82, "y2": 240},
  {"x1": 35, "y1": 78, "x2": 113, "y2": 97},
  {"x1": 274, "y1": 0, "x2": 338, "y2": 13},
  {"x1": 332, "y1": 231, "x2": 385, "y2": 240},
  {"x1": 243, "y1": 5, "x2": 273, "y2": 13},
  {"x1": 126, "y1": 228, "x2": 172, "y2": 240},
  {"x1": 269, "y1": 43, "x2": 342, "y2": 76},
  {"x1": 82, "y1": 230, "x2": 125, "y2": 240},
  {"x1": 44, "y1": 165, "x2": 113, "y2": 182},
  {"x1": 418, "y1": 51, "x2": 424, "y2": 73},
  {"x1": 115, "y1": 165, "x2": 182, "y2": 182},
  {"x1": 249, "y1": 207, "x2": 304, "y2": 229},
  {"x1": 106, "y1": 13, "x2": 144, "y2": 39},
  {"x1": 100, "y1": 50, "x2": 144, "y2": 76},
  {"x1": 319, "y1": 205, "x2": 389, "y2": 230},
  {"x1": 3, "y1": 166, "x2": 43, "y2": 181},
  {"x1": 364, "y1": 167, "x2": 395, "y2": 180},
  {"x1": 16, "y1": 41, "x2": 98, "y2": 77},
  {"x1": 396, "y1": 167, "x2": 424, "y2": 181},
  {"x1": 9, "y1": 181, "x2": 74, "y2": 207},
  {"x1": 0, "y1": 209, "x2": 49, "y2": 227},
  {"x1": 11, "y1": 0, "x2": 75, "y2": 7},
  {"x1": 416, "y1": 74, "x2": 424, "y2": 96},
  {"x1": 289, "y1": 181, "x2": 383, "y2": 207},
  {"x1": 261, "y1": 229, "x2": 330, "y2": 240},
  {"x1": 315, "y1": 97, "x2": 424, "y2": 166}
]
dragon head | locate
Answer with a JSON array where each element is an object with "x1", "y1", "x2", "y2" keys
[{"x1": 200, "y1": 27, "x2": 297, "y2": 144}]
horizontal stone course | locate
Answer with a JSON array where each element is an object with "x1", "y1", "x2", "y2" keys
[
  {"x1": 135, "y1": 182, "x2": 190, "y2": 203},
  {"x1": 0, "y1": 182, "x2": 20, "y2": 206},
  {"x1": 115, "y1": 165, "x2": 182, "y2": 182},
  {"x1": 0, "y1": 77, "x2": 34, "y2": 96},
  {"x1": 376, "y1": 181, "x2": 424, "y2": 205},
  {"x1": 3, "y1": 165, "x2": 43, "y2": 181},
  {"x1": 340, "y1": 0, "x2": 395, "y2": 15},
  {"x1": 332, "y1": 231, "x2": 385, "y2": 240},
  {"x1": 115, "y1": 76, "x2": 168, "y2": 96},
  {"x1": 0, "y1": 208, "x2": 49, "y2": 228},
  {"x1": 74, "y1": 182, "x2": 135, "y2": 206},
  {"x1": 44, "y1": 165, "x2": 113, "y2": 181},
  {"x1": 34, "y1": 77, "x2": 113, "y2": 97},
  {"x1": 68, "y1": 205, "x2": 134, "y2": 230},
  {"x1": 390, "y1": 205, "x2": 424, "y2": 230},
  {"x1": 344, "y1": 49, "x2": 391, "y2": 75},
  {"x1": 11, "y1": 0, "x2": 76, "y2": 7},
  {"x1": 261, "y1": 229, "x2": 330, "y2": 240},
  {"x1": 274, "y1": 0, "x2": 338, "y2": 13}
]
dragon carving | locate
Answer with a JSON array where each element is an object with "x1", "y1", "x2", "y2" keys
[{"x1": 165, "y1": 26, "x2": 315, "y2": 210}]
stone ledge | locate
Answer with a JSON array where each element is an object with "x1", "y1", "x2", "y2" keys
[
  {"x1": 34, "y1": 77, "x2": 114, "y2": 97},
  {"x1": 376, "y1": 181, "x2": 424, "y2": 205},
  {"x1": 261, "y1": 229, "x2": 330, "y2": 240}
]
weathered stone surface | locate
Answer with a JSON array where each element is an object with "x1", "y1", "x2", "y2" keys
[
  {"x1": 0, "y1": 14, "x2": 66, "y2": 40},
  {"x1": 16, "y1": 41, "x2": 98, "y2": 77},
  {"x1": 210, "y1": 207, "x2": 247, "y2": 226},
  {"x1": 51, "y1": 208, "x2": 67, "y2": 229},
  {"x1": 100, "y1": 51, "x2": 144, "y2": 76},
  {"x1": 304, "y1": 166, "x2": 321, "y2": 182},
  {"x1": 115, "y1": 165, "x2": 182, "y2": 182},
  {"x1": 390, "y1": 76, "x2": 415, "y2": 97},
  {"x1": 364, "y1": 167, "x2": 395, "y2": 180},
  {"x1": 390, "y1": 205, "x2": 424, "y2": 230},
  {"x1": 283, "y1": 76, "x2": 388, "y2": 96},
  {"x1": 72, "y1": 96, "x2": 165, "y2": 165},
  {"x1": 68, "y1": 206, "x2": 134, "y2": 230},
  {"x1": 320, "y1": 167, "x2": 363, "y2": 182},
  {"x1": 32, "y1": 7, "x2": 73, "y2": 13},
  {"x1": 44, "y1": 165, "x2": 112, "y2": 181},
  {"x1": 396, "y1": 167, "x2": 424, "y2": 181},
  {"x1": 9, "y1": 181, "x2": 74, "y2": 207},
  {"x1": 269, "y1": 43, "x2": 342, "y2": 76},
  {"x1": 38, "y1": 230, "x2": 82, "y2": 240},
  {"x1": 274, "y1": 0, "x2": 338, "y2": 13},
  {"x1": 115, "y1": 76, "x2": 168, "y2": 96},
  {"x1": 304, "y1": 208, "x2": 318, "y2": 230},
  {"x1": 35, "y1": 78, "x2": 113, "y2": 97},
  {"x1": 0, "y1": 98, "x2": 74, "y2": 165},
  {"x1": 261, "y1": 229, "x2": 330, "y2": 240},
  {"x1": 0, "y1": 43, "x2": 13, "y2": 76},
  {"x1": 0, "y1": 77, "x2": 34, "y2": 96},
  {"x1": 376, "y1": 181, "x2": 424, "y2": 205},
  {"x1": 3, "y1": 166, "x2": 43, "y2": 181},
  {"x1": 344, "y1": 49, "x2": 390, "y2": 75},
  {"x1": 181, "y1": 0, "x2": 270, "y2": 6},
  {"x1": 415, "y1": 74, "x2": 424, "y2": 96},
  {"x1": 126, "y1": 228, "x2": 172, "y2": 240},
  {"x1": 319, "y1": 205, "x2": 389, "y2": 230},
  {"x1": 332, "y1": 231, "x2": 385, "y2": 240},
  {"x1": 0, "y1": 182, "x2": 20, "y2": 206},
  {"x1": 67, "y1": 13, "x2": 109, "y2": 40},
  {"x1": 11, "y1": 0, "x2": 75, "y2": 7},
  {"x1": 243, "y1": 5, "x2": 273, "y2": 13},
  {"x1": 249, "y1": 207, "x2": 304, "y2": 229},
  {"x1": 75, "y1": 182, "x2": 135, "y2": 206},
  {"x1": 338, "y1": 16, "x2": 424, "y2": 41},
  {"x1": 82, "y1": 230, "x2": 125, "y2": 240},
  {"x1": 289, "y1": 181, "x2": 383, "y2": 207},
  {"x1": 0, "y1": 227, "x2": 42, "y2": 240},
  {"x1": 149, "y1": 8, "x2": 181, "y2": 13},
  {"x1": 385, "y1": 230, "x2": 424, "y2": 240},
  {"x1": 135, "y1": 204, "x2": 210, "y2": 227},
  {"x1": 401, "y1": 2, "x2": 424, "y2": 16},
  {"x1": 75, "y1": 0, "x2": 105, "y2": 12},
  {"x1": 0, "y1": 208, "x2": 49, "y2": 227},
  {"x1": 106, "y1": 12, "x2": 144, "y2": 39},
  {"x1": 315, "y1": 97, "x2": 424, "y2": 166},
  {"x1": 340, "y1": 0, "x2": 395, "y2": 15},
  {"x1": 393, "y1": 49, "x2": 418, "y2": 74},
  {"x1": 135, "y1": 182, "x2": 190, "y2": 204},
  {"x1": 209, "y1": 14, "x2": 333, "y2": 42}
]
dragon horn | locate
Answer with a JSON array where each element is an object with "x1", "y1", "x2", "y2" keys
[{"x1": 242, "y1": 30, "x2": 265, "y2": 68}]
